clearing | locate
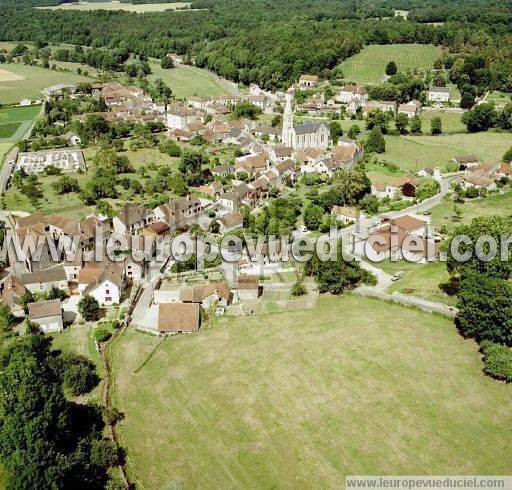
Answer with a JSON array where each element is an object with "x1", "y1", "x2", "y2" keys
[
  {"x1": 37, "y1": 1, "x2": 192, "y2": 13},
  {"x1": 339, "y1": 44, "x2": 441, "y2": 84},
  {"x1": 111, "y1": 295, "x2": 512, "y2": 489},
  {"x1": 148, "y1": 62, "x2": 231, "y2": 98},
  {"x1": 0, "y1": 63, "x2": 93, "y2": 105}
]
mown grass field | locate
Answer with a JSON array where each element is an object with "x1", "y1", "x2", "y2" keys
[
  {"x1": 0, "y1": 63, "x2": 93, "y2": 105},
  {"x1": 0, "y1": 104, "x2": 41, "y2": 140},
  {"x1": 0, "y1": 142, "x2": 13, "y2": 168},
  {"x1": 383, "y1": 131, "x2": 511, "y2": 171},
  {"x1": 37, "y1": 1, "x2": 192, "y2": 12},
  {"x1": 430, "y1": 191, "x2": 512, "y2": 233},
  {"x1": 111, "y1": 295, "x2": 512, "y2": 489},
  {"x1": 340, "y1": 44, "x2": 441, "y2": 84},
  {"x1": 382, "y1": 260, "x2": 456, "y2": 305},
  {"x1": 148, "y1": 62, "x2": 231, "y2": 98}
]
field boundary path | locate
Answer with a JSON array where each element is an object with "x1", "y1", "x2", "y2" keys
[{"x1": 352, "y1": 287, "x2": 458, "y2": 318}]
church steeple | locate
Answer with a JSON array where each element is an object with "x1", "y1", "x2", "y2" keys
[{"x1": 282, "y1": 88, "x2": 294, "y2": 148}]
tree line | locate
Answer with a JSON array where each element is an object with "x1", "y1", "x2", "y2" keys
[{"x1": 0, "y1": 0, "x2": 510, "y2": 90}]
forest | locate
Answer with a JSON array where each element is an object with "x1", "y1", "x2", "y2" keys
[{"x1": 0, "y1": 0, "x2": 511, "y2": 90}]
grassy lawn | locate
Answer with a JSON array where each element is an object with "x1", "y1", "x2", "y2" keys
[
  {"x1": 0, "y1": 142, "x2": 13, "y2": 167},
  {"x1": 383, "y1": 131, "x2": 511, "y2": 171},
  {"x1": 339, "y1": 44, "x2": 441, "y2": 84},
  {"x1": 486, "y1": 91, "x2": 511, "y2": 106},
  {"x1": 0, "y1": 122, "x2": 21, "y2": 139},
  {"x1": 38, "y1": 2, "x2": 192, "y2": 12},
  {"x1": 384, "y1": 260, "x2": 456, "y2": 305},
  {"x1": 0, "y1": 104, "x2": 41, "y2": 141},
  {"x1": 0, "y1": 63, "x2": 93, "y2": 105},
  {"x1": 430, "y1": 191, "x2": 512, "y2": 233},
  {"x1": 419, "y1": 110, "x2": 466, "y2": 134},
  {"x1": 148, "y1": 63, "x2": 230, "y2": 98},
  {"x1": 112, "y1": 295, "x2": 512, "y2": 489}
]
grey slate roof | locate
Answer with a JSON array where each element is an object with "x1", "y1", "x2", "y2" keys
[{"x1": 293, "y1": 121, "x2": 328, "y2": 135}]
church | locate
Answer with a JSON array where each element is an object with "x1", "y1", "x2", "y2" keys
[{"x1": 281, "y1": 89, "x2": 331, "y2": 150}]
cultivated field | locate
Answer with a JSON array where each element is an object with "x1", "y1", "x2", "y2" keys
[
  {"x1": 383, "y1": 131, "x2": 511, "y2": 171},
  {"x1": 0, "y1": 105, "x2": 41, "y2": 141},
  {"x1": 0, "y1": 63, "x2": 93, "y2": 105},
  {"x1": 430, "y1": 191, "x2": 512, "y2": 233},
  {"x1": 38, "y1": 1, "x2": 192, "y2": 12},
  {"x1": 111, "y1": 295, "x2": 512, "y2": 489},
  {"x1": 340, "y1": 44, "x2": 441, "y2": 84},
  {"x1": 148, "y1": 62, "x2": 231, "y2": 98}
]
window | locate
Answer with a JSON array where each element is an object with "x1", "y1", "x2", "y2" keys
[{"x1": 105, "y1": 297, "x2": 112, "y2": 302}]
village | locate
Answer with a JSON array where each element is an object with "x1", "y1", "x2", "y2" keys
[{"x1": 0, "y1": 69, "x2": 510, "y2": 338}]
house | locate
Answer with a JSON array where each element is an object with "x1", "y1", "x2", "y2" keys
[
  {"x1": 78, "y1": 262, "x2": 124, "y2": 306},
  {"x1": 362, "y1": 101, "x2": 396, "y2": 115},
  {"x1": 497, "y1": 163, "x2": 512, "y2": 179},
  {"x1": 298, "y1": 75, "x2": 319, "y2": 88},
  {"x1": 252, "y1": 125, "x2": 280, "y2": 142},
  {"x1": 275, "y1": 159, "x2": 298, "y2": 184},
  {"x1": 63, "y1": 131, "x2": 81, "y2": 146},
  {"x1": 113, "y1": 203, "x2": 153, "y2": 235},
  {"x1": 1, "y1": 274, "x2": 26, "y2": 317},
  {"x1": 417, "y1": 167, "x2": 441, "y2": 180},
  {"x1": 198, "y1": 180, "x2": 224, "y2": 197},
  {"x1": 19, "y1": 98, "x2": 32, "y2": 107},
  {"x1": 462, "y1": 175, "x2": 497, "y2": 191},
  {"x1": 153, "y1": 196, "x2": 203, "y2": 229},
  {"x1": 156, "y1": 302, "x2": 200, "y2": 334},
  {"x1": 247, "y1": 95, "x2": 267, "y2": 110},
  {"x1": 218, "y1": 212, "x2": 244, "y2": 233},
  {"x1": 166, "y1": 104, "x2": 201, "y2": 130},
  {"x1": 335, "y1": 85, "x2": 368, "y2": 112},
  {"x1": 332, "y1": 141, "x2": 364, "y2": 168},
  {"x1": 42, "y1": 83, "x2": 77, "y2": 98},
  {"x1": 236, "y1": 275, "x2": 260, "y2": 300},
  {"x1": 428, "y1": 86, "x2": 450, "y2": 102},
  {"x1": 391, "y1": 177, "x2": 418, "y2": 198},
  {"x1": 269, "y1": 145, "x2": 293, "y2": 164},
  {"x1": 211, "y1": 164, "x2": 232, "y2": 178},
  {"x1": 180, "y1": 282, "x2": 232, "y2": 309},
  {"x1": 28, "y1": 299, "x2": 63, "y2": 333},
  {"x1": 451, "y1": 154, "x2": 480, "y2": 170},
  {"x1": 353, "y1": 221, "x2": 438, "y2": 263},
  {"x1": 21, "y1": 265, "x2": 68, "y2": 294},
  {"x1": 141, "y1": 221, "x2": 170, "y2": 238},
  {"x1": 63, "y1": 250, "x2": 83, "y2": 282},
  {"x1": 397, "y1": 101, "x2": 421, "y2": 117},
  {"x1": 169, "y1": 128, "x2": 193, "y2": 142},
  {"x1": 331, "y1": 206, "x2": 364, "y2": 224},
  {"x1": 371, "y1": 182, "x2": 389, "y2": 199},
  {"x1": 390, "y1": 215, "x2": 430, "y2": 238}
]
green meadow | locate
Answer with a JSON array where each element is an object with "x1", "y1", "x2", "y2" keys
[
  {"x1": 111, "y1": 295, "x2": 512, "y2": 489},
  {"x1": 340, "y1": 44, "x2": 441, "y2": 84},
  {"x1": 0, "y1": 63, "x2": 93, "y2": 105}
]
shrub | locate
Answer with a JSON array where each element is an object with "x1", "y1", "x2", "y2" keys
[
  {"x1": 291, "y1": 282, "x2": 307, "y2": 297},
  {"x1": 94, "y1": 327, "x2": 112, "y2": 343},
  {"x1": 481, "y1": 341, "x2": 512, "y2": 382}
]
